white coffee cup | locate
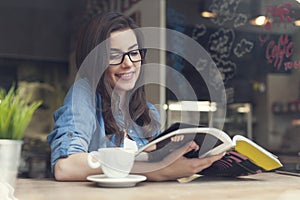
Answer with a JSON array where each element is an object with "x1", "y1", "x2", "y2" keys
[{"x1": 87, "y1": 148, "x2": 135, "y2": 178}]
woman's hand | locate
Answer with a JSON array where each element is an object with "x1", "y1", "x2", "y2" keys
[{"x1": 135, "y1": 141, "x2": 225, "y2": 181}]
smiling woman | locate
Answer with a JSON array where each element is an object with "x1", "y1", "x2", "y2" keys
[
  {"x1": 46, "y1": 11, "x2": 162, "y2": 181},
  {"x1": 46, "y1": 11, "x2": 225, "y2": 182},
  {"x1": 106, "y1": 29, "x2": 143, "y2": 93}
]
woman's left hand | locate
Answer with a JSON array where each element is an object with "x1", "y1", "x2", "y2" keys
[{"x1": 133, "y1": 141, "x2": 225, "y2": 181}]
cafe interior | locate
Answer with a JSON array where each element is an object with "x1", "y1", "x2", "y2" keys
[{"x1": 1, "y1": 0, "x2": 300, "y2": 199}]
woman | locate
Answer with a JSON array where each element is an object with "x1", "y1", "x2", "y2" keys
[{"x1": 47, "y1": 11, "x2": 224, "y2": 181}]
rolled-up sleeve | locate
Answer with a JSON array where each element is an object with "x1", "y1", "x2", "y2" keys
[{"x1": 47, "y1": 79, "x2": 98, "y2": 170}]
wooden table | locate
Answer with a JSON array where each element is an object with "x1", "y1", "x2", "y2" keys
[{"x1": 15, "y1": 172, "x2": 300, "y2": 200}]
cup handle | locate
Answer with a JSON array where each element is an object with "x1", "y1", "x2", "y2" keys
[{"x1": 87, "y1": 151, "x2": 101, "y2": 169}]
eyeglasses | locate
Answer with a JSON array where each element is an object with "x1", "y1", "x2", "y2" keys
[{"x1": 109, "y1": 49, "x2": 147, "y2": 65}]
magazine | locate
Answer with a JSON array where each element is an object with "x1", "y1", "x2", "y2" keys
[{"x1": 135, "y1": 122, "x2": 283, "y2": 177}]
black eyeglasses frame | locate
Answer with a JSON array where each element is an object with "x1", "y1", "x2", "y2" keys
[{"x1": 109, "y1": 48, "x2": 147, "y2": 66}]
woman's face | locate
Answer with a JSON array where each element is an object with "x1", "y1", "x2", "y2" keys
[{"x1": 107, "y1": 29, "x2": 141, "y2": 94}]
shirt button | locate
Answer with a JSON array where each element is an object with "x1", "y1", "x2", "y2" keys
[{"x1": 67, "y1": 133, "x2": 73, "y2": 138}]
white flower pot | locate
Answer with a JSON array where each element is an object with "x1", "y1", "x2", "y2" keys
[{"x1": 0, "y1": 139, "x2": 23, "y2": 188}]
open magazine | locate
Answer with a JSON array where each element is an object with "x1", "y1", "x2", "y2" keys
[{"x1": 135, "y1": 122, "x2": 283, "y2": 177}]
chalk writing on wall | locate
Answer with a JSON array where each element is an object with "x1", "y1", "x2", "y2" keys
[
  {"x1": 206, "y1": 28, "x2": 237, "y2": 82},
  {"x1": 193, "y1": 25, "x2": 238, "y2": 84},
  {"x1": 258, "y1": 2, "x2": 298, "y2": 70},
  {"x1": 208, "y1": 28, "x2": 235, "y2": 59},
  {"x1": 209, "y1": 0, "x2": 241, "y2": 26},
  {"x1": 192, "y1": 0, "x2": 254, "y2": 84},
  {"x1": 234, "y1": 13, "x2": 248, "y2": 28},
  {"x1": 234, "y1": 38, "x2": 254, "y2": 58},
  {"x1": 192, "y1": 24, "x2": 207, "y2": 40}
]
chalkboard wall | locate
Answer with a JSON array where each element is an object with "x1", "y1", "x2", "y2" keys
[{"x1": 166, "y1": 0, "x2": 297, "y2": 103}]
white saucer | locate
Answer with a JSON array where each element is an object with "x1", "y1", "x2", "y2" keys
[{"x1": 87, "y1": 174, "x2": 147, "y2": 188}]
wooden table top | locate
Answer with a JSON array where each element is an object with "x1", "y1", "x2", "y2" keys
[{"x1": 15, "y1": 172, "x2": 300, "y2": 200}]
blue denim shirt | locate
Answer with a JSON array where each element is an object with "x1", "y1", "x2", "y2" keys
[{"x1": 47, "y1": 79, "x2": 160, "y2": 171}]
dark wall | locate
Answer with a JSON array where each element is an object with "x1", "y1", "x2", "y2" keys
[{"x1": 0, "y1": 0, "x2": 85, "y2": 61}]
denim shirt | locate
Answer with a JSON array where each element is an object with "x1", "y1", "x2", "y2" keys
[{"x1": 47, "y1": 79, "x2": 160, "y2": 171}]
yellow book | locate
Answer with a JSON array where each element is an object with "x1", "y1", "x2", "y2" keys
[{"x1": 233, "y1": 136, "x2": 282, "y2": 171}]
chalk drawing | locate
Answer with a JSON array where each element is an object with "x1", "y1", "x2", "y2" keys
[
  {"x1": 212, "y1": 55, "x2": 237, "y2": 83},
  {"x1": 234, "y1": 13, "x2": 248, "y2": 28},
  {"x1": 258, "y1": 2, "x2": 298, "y2": 70},
  {"x1": 265, "y1": 2, "x2": 294, "y2": 30},
  {"x1": 234, "y1": 39, "x2": 254, "y2": 58},
  {"x1": 208, "y1": 28, "x2": 235, "y2": 58},
  {"x1": 265, "y1": 34, "x2": 294, "y2": 69},
  {"x1": 209, "y1": 0, "x2": 241, "y2": 25},
  {"x1": 192, "y1": 24, "x2": 207, "y2": 40}
]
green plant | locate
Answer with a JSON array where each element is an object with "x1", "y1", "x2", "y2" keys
[{"x1": 0, "y1": 85, "x2": 42, "y2": 140}]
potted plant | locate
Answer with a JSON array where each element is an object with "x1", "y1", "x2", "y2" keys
[{"x1": 0, "y1": 85, "x2": 42, "y2": 188}]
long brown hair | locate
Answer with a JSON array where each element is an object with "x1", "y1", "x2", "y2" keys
[{"x1": 75, "y1": 12, "x2": 160, "y2": 141}]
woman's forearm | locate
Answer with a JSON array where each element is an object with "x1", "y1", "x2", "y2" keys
[{"x1": 54, "y1": 152, "x2": 102, "y2": 181}]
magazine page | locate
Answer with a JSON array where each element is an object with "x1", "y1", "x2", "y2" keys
[{"x1": 135, "y1": 122, "x2": 235, "y2": 162}]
